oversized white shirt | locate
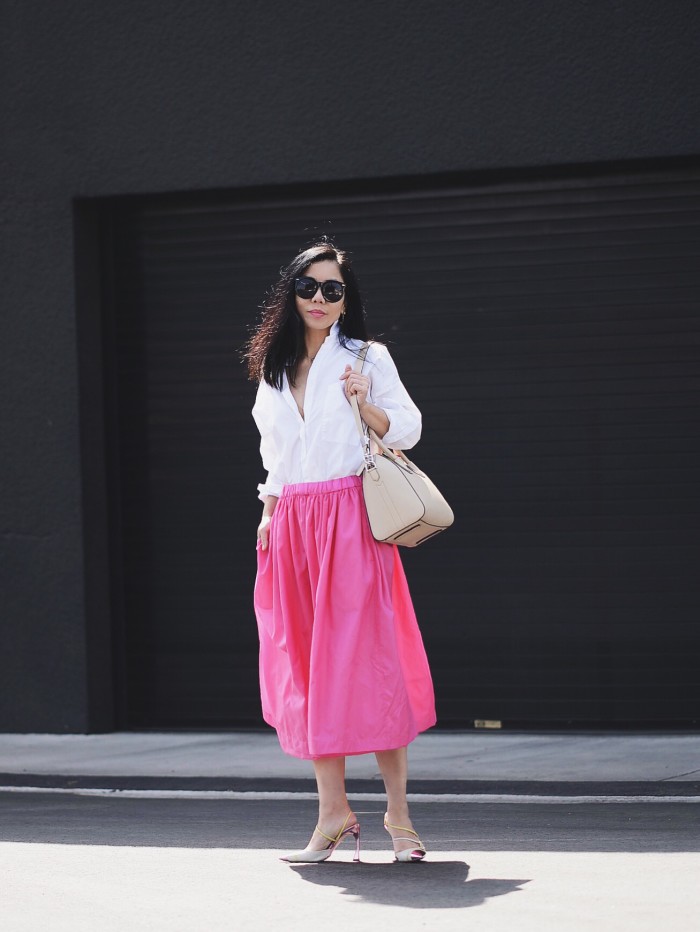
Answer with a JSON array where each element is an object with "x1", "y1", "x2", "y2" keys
[{"x1": 252, "y1": 321, "x2": 422, "y2": 501}]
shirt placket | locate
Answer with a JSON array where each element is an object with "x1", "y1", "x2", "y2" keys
[{"x1": 300, "y1": 343, "x2": 326, "y2": 481}]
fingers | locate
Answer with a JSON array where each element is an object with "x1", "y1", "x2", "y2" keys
[
  {"x1": 257, "y1": 517, "x2": 271, "y2": 550},
  {"x1": 339, "y1": 364, "x2": 370, "y2": 395},
  {"x1": 343, "y1": 373, "x2": 369, "y2": 393}
]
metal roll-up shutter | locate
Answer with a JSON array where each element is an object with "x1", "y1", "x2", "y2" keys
[{"x1": 105, "y1": 163, "x2": 700, "y2": 728}]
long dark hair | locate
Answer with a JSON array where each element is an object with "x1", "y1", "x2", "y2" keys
[{"x1": 243, "y1": 240, "x2": 370, "y2": 388}]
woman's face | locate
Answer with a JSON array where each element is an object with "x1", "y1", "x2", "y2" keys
[{"x1": 295, "y1": 259, "x2": 346, "y2": 335}]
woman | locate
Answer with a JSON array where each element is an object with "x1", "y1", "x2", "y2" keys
[{"x1": 244, "y1": 241, "x2": 436, "y2": 863}]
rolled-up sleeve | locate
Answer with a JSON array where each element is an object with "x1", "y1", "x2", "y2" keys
[
  {"x1": 366, "y1": 343, "x2": 422, "y2": 449},
  {"x1": 252, "y1": 381, "x2": 286, "y2": 501},
  {"x1": 255, "y1": 445, "x2": 285, "y2": 501}
]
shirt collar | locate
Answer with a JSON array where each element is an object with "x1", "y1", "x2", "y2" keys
[
  {"x1": 311, "y1": 320, "x2": 341, "y2": 361},
  {"x1": 319, "y1": 319, "x2": 341, "y2": 351}
]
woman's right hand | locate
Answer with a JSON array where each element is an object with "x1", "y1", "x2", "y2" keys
[{"x1": 257, "y1": 514, "x2": 272, "y2": 550}]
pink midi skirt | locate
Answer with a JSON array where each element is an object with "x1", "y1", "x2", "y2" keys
[{"x1": 254, "y1": 474, "x2": 437, "y2": 759}]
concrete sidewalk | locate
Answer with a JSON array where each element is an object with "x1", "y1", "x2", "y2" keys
[{"x1": 1, "y1": 730, "x2": 700, "y2": 792}]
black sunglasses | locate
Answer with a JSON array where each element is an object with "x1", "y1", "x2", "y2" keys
[{"x1": 294, "y1": 276, "x2": 346, "y2": 303}]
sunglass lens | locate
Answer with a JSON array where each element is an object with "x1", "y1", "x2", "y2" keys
[
  {"x1": 295, "y1": 277, "x2": 317, "y2": 299},
  {"x1": 322, "y1": 280, "x2": 345, "y2": 302}
]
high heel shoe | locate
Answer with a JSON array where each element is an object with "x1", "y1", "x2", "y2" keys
[
  {"x1": 280, "y1": 811, "x2": 361, "y2": 863},
  {"x1": 384, "y1": 813, "x2": 427, "y2": 862}
]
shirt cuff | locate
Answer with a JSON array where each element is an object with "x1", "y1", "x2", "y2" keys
[
  {"x1": 257, "y1": 480, "x2": 283, "y2": 502},
  {"x1": 380, "y1": 405, "x2": 422, "y2": 448}
]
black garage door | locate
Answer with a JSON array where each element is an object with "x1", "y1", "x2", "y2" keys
[{"x1": 103, "y1": 163, "x2": 700, "y2": 728}]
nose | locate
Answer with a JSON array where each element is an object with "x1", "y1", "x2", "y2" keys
[{"x1": 311, "y1": 284, "x2": 325, "y2": 303}]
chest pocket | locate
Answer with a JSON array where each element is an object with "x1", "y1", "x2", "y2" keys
[{"x1": 321, "y1": 382, "x2": 361, "y2": 446}]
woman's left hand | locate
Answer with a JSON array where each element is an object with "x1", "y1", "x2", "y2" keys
[{"x1": 340, "y1": 364, "x2": 370, "y2": 407}]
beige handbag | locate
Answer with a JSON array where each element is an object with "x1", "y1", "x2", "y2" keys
[{"x1": 350, "y1": 343, "x2": 454, "y2": 546}]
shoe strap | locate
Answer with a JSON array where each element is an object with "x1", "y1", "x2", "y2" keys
[
  {"x1": 384, "y1": 816, "x2": 420, "y2": 838},
  {"x1": 384, "y1": 817, "x2": 424, "y2": 848},
  {"x1": 316, "y1": 811, "x2": 354, "y2": 845}
]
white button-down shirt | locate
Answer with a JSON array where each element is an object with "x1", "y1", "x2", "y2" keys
[{"x1": 252, "y1": 321, "x2": 422, "y2": 501}]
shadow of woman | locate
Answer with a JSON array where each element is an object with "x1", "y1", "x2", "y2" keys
[{"x1": 289, "y1": 861, "x2": 530, "y2": 908}]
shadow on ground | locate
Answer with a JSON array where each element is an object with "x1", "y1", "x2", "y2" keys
[{"x1": 290, "y1": 860, "x2": 530, "y2": 909}]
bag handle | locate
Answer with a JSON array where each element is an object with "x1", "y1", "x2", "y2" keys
[{"x1": 349, "y1": 344, "x2": 425, "y2": 475}]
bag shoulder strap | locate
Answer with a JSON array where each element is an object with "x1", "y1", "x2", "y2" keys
[{"x1": 350, "y1": 343, "x2": 371, "y2": 440}]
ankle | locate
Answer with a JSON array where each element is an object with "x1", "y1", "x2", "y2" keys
[
  {"x1": 385, "y1": 806, "x2": 412, "y2": 827},
  {"x1": 317, "y1": 804, "x2": 354, "y2": 826}
]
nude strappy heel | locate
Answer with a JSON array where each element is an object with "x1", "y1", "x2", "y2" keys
[
  {"x1": 280, "y1": 811, "x2": 361, "y2": 863},
  {"x1": 383, "y1": 813, "x2": 427, "y2": 862}
]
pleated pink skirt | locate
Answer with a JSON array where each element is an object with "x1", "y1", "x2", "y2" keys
[{"x1": 254, "y1": 474, "x2": 436, "y2": 759}]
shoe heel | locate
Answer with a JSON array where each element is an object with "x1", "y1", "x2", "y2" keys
[{"x1": 350, "y1": 823, "x2": 361, "y2": 862}]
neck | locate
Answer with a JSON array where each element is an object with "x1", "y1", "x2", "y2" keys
[{"x1": 304, "y1": 324, "x2": 333, "y2": 360}]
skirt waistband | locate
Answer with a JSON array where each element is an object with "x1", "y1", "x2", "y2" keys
[{"x1": 280, "y1": 474, "x2": 362, "y2": 498}]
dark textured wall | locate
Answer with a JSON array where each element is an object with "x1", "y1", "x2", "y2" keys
[{"x1": 2, "y1": 1, "x2": 699, "y2": 731}]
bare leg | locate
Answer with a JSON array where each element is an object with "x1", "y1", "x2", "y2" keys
[
  {"x1": 302, "y1": 756, "x2": 357, "y2": 851},
  {"x1": 374, "y1": 746, "x2": 423, "y2": 854}
]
